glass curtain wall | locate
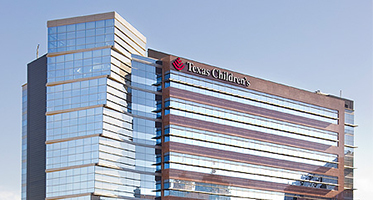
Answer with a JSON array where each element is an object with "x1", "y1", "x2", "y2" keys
[
  {"x1": 45, "y1": 14, "x2": 157, "y2": 200},
  {"x1": 163, "y1": 69, "x2": 341, "y2": 200},
  {"x1": 21, "y1": 84, "x2": 27, "y2": 200},
  {"x1": 46, "y1": 19, "x2": 116, "y2": 199}
]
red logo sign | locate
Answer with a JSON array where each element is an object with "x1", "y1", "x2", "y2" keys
[{"x1": 173, "y1": 57, "x2": 185, "y2": 71}]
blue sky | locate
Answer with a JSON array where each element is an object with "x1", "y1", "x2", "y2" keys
[{"x1": 0, "y1": 0, "x2": 371, "y2": 199}]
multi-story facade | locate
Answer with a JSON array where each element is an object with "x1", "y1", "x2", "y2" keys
[
  {"x1": 23, "y1": 12, "x2": 356, "y2": 200},
  {"x1": 150, "y1": 51, "x2": 356, "y2": 200}
]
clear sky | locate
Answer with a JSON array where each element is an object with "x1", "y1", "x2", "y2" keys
[{"x1": 0, "y1": 0, "x2": 371, "y2": 199}]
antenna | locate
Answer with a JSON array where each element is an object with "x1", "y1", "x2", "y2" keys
[
  {"x1": 36, "y1": 44, "x2": 40, "y2": 58},
  {"x1": 340, "y1": 90, "x2": 342, "y2": 98}
]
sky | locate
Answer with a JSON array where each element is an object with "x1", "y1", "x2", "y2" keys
[{"x1": 0, "y1": 0, "x2": 371, "y2": 199}]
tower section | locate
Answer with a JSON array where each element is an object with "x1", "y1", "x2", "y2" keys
[{"x1": 45, "y1": 12, "x2": 158, "y2": 199}]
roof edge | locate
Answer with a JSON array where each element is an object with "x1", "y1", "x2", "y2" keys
[{"x1": 47, "y1": 11, "x2": 116, "y2": 27}]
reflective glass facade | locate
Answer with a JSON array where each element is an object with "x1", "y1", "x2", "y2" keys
[
  {"x1": 48, "y1": 19, "x2": 114, "y2": 53},
  {"x1": 24, "y1": 11, "x2": 355, "y2": 200},
  {"x1": 154, "y1": 52, "x2": 356, "y2": 200},
  {"x1": 21, "y1": 84, "x2": 27, "y2": 200},
  {"x1": 44, "y1": 12, "x2": 158, "y2": 200}
]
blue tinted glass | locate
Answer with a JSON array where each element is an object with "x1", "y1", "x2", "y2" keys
[
  {"x1": 49, "y1": 27, "x2": 57, "y2": 35},
  {"x1": 66, "y1": 24, "x2": 76, "y2": 32},
  {"x1": 76, "y1": 23, "x2": 85, "y2": 30},
  {"x1": 57, "y1": 25, "x2": 66, "y2": 33},
  {"x1": 96, "y1": 20, "x2": 105, "y2": 28},
  {"x1": 105, "y1": 19, "x2": 114, "y2": 27},
  {"x1": 86, "y1": 21, "x2": 95, "y2": 29}
]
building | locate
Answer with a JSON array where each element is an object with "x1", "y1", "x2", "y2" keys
[{"x1": 22, "y1": 12, "x2": 356, "y2": 200}]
